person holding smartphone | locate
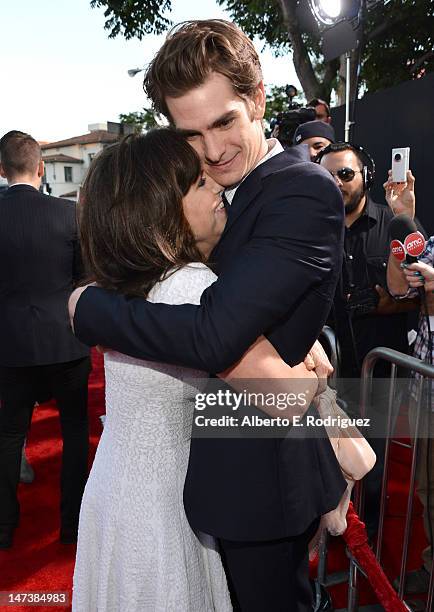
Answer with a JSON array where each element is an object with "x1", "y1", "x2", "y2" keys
[
  {"x1": 388, "y1": 203, "x2": 434, "y2": 596},
  {"x1": 317, "y1": 143, "x2": 420, "y2": 539}
]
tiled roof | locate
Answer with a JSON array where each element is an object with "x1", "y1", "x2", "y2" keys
[
  {"x1": 42, "y1": 154, "x2": 83, "y2": 164},
  {"x1": 41, "y1": 130, "x2": 119, "y2": 150}
]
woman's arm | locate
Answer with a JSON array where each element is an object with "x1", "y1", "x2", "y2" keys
[{"x1": 218, "y1": 335, "x2": 318, "y2": 421}]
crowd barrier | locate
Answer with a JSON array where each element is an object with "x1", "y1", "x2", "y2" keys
[{"x1": 348, "y1": 346, "x2": 434, "y2": 611}]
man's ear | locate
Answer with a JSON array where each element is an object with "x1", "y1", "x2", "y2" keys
[
  {"x1": 37, "y1": 160, "x2": 44, "y2": 178},
  {"x1": 0, "y1": 163, "x2": 6, "y2": 179},
  {"x1": 253, "y1": 81, "x2": 266, "y2": 120}
]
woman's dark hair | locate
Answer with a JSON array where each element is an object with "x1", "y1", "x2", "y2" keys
[{"x1": 78, "y1": 129, "x2": 204, "y2": 297}]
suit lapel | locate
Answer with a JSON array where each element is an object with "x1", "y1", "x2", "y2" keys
[{"x1": 223, "y1": 145, "x2": 311, "y2": 234}]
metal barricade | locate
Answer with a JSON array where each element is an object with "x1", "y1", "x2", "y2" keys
[
  {"x1": 316, "y1": 326, "x2": 351, "y2": 594},
  {"x1": 320, "y1": 325, "x2": 339, "y2": 389},
  {"x1": 348, "y1": 346, "x2": 434, "y2": 612}
]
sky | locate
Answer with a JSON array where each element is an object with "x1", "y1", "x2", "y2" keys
[{"x1": 1, "y1": 0, "x2": 300, "y2": 143}]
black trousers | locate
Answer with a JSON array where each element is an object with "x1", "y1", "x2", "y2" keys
[
  {"x1": 0, "y1": 357, "x2": 91, "y2": 530},
  {"x1": 220, "y1": 518, "x2": 319, "y2": 612}
]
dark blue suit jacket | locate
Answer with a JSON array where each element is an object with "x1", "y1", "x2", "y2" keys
[
  {"x1": 75, "y1": 147, "x2": 347, "y2": 540},
  {"x1": 0, "y1": 185, "x2": 89, "y2": 367}
]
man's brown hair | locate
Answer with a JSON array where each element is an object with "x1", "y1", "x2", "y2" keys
[
  {"x1": 307, "y1": 98, "x2": 331, "y2": 118},
  {"x1": 0, "y1": 131, "x2": 41, "y2": 178},
  {"x1": 144, "y1": 19, "x2": 263, "y2": 121},
  {"x1": 78, "y1": 129, "x2": 205, "y2": 298}
]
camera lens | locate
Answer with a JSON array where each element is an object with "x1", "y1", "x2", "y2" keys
[{"x1": 394, "y1": 153, "x2": 402, "y2": 161}]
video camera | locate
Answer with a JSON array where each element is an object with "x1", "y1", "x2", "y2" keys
[{"x1": 269, "y1": 85, "x2": 316, "y2": 148}]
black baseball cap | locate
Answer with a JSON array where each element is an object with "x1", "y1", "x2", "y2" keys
[{"x1": 293, "y1": 120, "x2": 336, "y2": 145}]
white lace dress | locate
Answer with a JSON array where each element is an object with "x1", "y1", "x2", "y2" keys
[{"x1": 72, "y1": 263, "x2": 232, "y2": 612}]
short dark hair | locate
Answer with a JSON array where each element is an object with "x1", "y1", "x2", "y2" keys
[
  {"x1": 316, "y1": 141, "x2": 364, "y2": 170},
  {"x1": 144, "y1": 19, "x2": 262, "y2": 121},
  {"x1": 307, "y1": 98, "x2": 331, "y2": 118},
  {"x1": 0, "y1": 131, "x2": 41, "y2": 178},
  {"x1": 78, "y1": 129, "x2": 205, "y2": 297}
]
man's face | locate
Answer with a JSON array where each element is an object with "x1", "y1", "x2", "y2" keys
[
  {"x1": 315, "y1": 104, "x2": 331, "y2": 124},
  {"x1": 320, "y1": 150, "x2": 365, "y2": 214},
  {"x1": 302, "y1": 136, "x2": 331, "y2": 160},
  {"x1": 166, "y1": 72, "x2": 266, "y2": 188}
]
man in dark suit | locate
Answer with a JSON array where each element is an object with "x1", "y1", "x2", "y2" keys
[
  {"x1": 0, "y1": 131, "x2": 91, "y2": 548},
  {"x1": 69, "y1": 20, "x2": 346, "y2": 611}
]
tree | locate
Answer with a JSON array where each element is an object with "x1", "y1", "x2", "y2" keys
[
  {"x1": 119, "y1": 109, "x2": 165, "y2": 133},
  {"x1": 92, "y1": 0, "x2": 434, "y2": 104},
  {"x1": 218, "y1": 0, "x2": 434, "y2": 103},
  {"x1": 90, "y1": 0, "x2": 172, "y2": 38}
]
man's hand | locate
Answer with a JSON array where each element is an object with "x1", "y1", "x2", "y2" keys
[
  {"x1": 374, "y1": 285, "x2": 398, "y2": 315},
  {"x1": 375, "y1": 284, "x2": 418, "y2": 315},
  {"x1": 383, "y1": 169, "x2": 415, "y2": 219},
  {"x1": 68, "y1": 285, "x2": 92, "y2": 333},
  {"x1": 304, "y1": 340, "x2": 333, "y2": 394}
]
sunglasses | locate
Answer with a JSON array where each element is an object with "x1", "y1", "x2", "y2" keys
[{"x1": 328, "y1": 167, "x2": 363, "y2": 183}]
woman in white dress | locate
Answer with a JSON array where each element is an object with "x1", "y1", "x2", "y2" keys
[{"x1": 71, "y1": 129, "x2": 320, "y2": 612}]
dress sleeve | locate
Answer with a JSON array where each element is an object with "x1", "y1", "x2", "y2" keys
[{"x1": 156, "y1": 264, "x2": 217, "y2": 307}]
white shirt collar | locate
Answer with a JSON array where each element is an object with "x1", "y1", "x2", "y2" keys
[
  {"x1": 8, "y1": 182, "x2": 36, "y2": 188},
  {"x1": 224, "y1": 138, "x2": 284, "y2": 205}
]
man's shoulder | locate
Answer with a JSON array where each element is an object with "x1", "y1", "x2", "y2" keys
[
  {"x1": 263, "y1": 154, "x2": 341, "y2": 196},
  {"x1": 35, "y1": 192, "x2": 77, "y2": 213},
  {"x1": 4, "y1": 187, "x2": 72, "y2": 205},
  {"x1": 2, "y1": 189, "x2": 76, "y2": 222},
  {"x1": 45, "y1": 193, "x2": 76, "y2": 207}
]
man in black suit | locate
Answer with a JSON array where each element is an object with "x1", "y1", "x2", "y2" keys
[
  {"x1": 69, "y1": 20, "x2": 346, "y2": 611},
  {"x1": 0, "y1": 131, "x2": 91, "y2": 548}
]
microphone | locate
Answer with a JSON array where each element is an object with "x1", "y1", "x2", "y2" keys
[
  {"x1": 389, "y1": 214, "x2": 427, "y2": 302},
  {"x1": 389, "y1": 214, "x2": 426, "y2": 264}
]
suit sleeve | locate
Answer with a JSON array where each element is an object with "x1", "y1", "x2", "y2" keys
[
  {"x1": 66, "y1": 200, "x2": 85, "y2": 286},
  {"x1": 74, "y1": 168, "x2": 344, "y2": 372}
]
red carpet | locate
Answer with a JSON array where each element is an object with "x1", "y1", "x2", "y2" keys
[
  {"x1": 0, "y1": 351, "x2": 105, "y2": 612},
  {"x1": 0, "y1": 353, "x2": 427, "y2": 610},
  {"x1": 323, "y1": 439, "x2": 427, "y2": 609}
]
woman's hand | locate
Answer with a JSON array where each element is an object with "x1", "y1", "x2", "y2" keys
[
  {"x1": 403, "y1": 261, "x2": 434, "y2": 292},
  {"x1": 304, "y1": 340, "x2": 332, "y2": 394},
  {"x1": 383, "y1": 169, "x2": 415, "y2": 218}
]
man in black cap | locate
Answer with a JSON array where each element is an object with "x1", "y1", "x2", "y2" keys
[{"x1": 293, "y1": 120, "x2": 335, "y2": 160}]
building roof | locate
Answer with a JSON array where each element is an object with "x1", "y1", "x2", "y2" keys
[
  {"x1": 59, "y1": 191, "x2": 78, "y2": 198},
  {"x1": 41, "y1": 130, "x2": 119, "y2": 150},
  {"x1": 42, "y1": 154, "x2": 83, "y2": 164}
]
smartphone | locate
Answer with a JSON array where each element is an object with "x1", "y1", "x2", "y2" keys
[{"x1": 391, "y1": 147, "x2": 410, "y2": 182}]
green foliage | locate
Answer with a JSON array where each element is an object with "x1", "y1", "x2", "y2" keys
[
  {"x1": 90, "y1": 0, "x2": 173, "y2": 39},
  {"x1": 217, "y1": 0, "x2": 288, "y2": 53},
  {"x1": 119, "y1": 109, "x2": 162, "y2": 133},
  {"x1": 92, "y1": 0, "x2": 434, "y2": 100},
  {"x1": 219, "y1": 0, "x2": 434, "y2": 95},
  {"x1": 361, "y1": 0, "x2": 434, "y2": 92},
  {"x1": 264, "y1": 85, "x2": 304, "y2": 125}
]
